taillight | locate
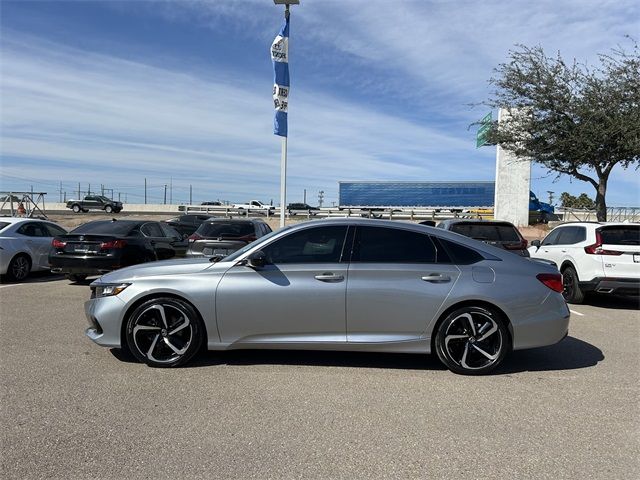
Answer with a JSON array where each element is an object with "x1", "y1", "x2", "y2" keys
[
  {"x1": 99, "y1": 240, "x2": 127, "y2": 249},
  {"x1": 52, "y1": 239, "x2": 66, "y2": 248},
  {"x1": 536, "y1": 273, "x2": 564, "y2": 293},
  {"x1": 584, "y1": 230, "x2": 622, "y2": 255},
  {"x1": 188, "y1": 233, "x2": 202, "y2": 242},
  {"x1": 505, "y1": 239, "x2": 528, "y2": 250}
]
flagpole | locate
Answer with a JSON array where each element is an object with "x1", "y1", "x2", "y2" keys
[{"x1": 280, "y1": 135, "x2": 287, "y2": 228}]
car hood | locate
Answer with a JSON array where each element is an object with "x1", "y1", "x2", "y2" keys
[{"x1": 95, "y1": 258, "x2": 221, "y2": 283}]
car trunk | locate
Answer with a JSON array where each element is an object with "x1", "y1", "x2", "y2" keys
[
  {"x1": 55, "y1": 234, "x2": 126, "y2": 256},
  {"x1": 597, "y1": 225, "x2": 640, "y2": 279},
  {"x1": 189, "y1": 238, "x2": 250, "y2": 256}
]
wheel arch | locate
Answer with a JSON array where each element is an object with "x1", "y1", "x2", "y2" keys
[
  {"x1": 120, "y1": 292, "x2": 209, "y2": 352},
  {"x1": 430, "y1": 300, "x2": 513, "y2": 354}
]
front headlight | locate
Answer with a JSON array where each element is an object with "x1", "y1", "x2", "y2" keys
[{"x1": 91, "y1": 283, "x2": 130, "y2": 298}]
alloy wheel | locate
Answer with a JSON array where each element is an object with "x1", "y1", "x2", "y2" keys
[
  {"x1": 442, "y1": 311, "x2": 503, "y2": 371},
  {"x1": 10, "y1": 255, "x2": 30, "y2": 281},
  {"x1": 131, "y1": 302, "x2": 194, "y2": 365}
]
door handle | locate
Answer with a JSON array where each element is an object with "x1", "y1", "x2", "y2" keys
[
  {"x1": 314, "y1": 273, "x2": 344, "y2": 282},
  {"x1": 421, "y1": 274, "x2": 451, "y2": 283},
  {"x1": 561, "y1": 249, "x2": 567, "y2": 253}
]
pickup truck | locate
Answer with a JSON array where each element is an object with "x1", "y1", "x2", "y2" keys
[
  {"x1": 66, "y1": 195, "x2": 123, "y2": 214},
  {"x1": 233, "y1": 200, "x2": 275, "y2": 216}
]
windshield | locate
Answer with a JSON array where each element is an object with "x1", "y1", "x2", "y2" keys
[
  {"x1": 223, "y1": 227, "x2": 289, "y2": 262},
  {"x1": 197, "y1": 222, "x2": 255, "y2": 238},
  {"x1": 71, "y1": 221, "x2": 137, "y2": 235},
  {"x1": 599, "y1": 225, "x2": 640, "y2": 245}
]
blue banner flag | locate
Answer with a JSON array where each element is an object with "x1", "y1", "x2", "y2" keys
[{"x1": 271, "y1": 16, "x2": 289, "y2": 137}]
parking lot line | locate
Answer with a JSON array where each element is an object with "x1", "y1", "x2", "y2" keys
[
  {"x1": 0, "y1": 284, "x2": 22, "y2": 290},
  {"x1": 570, "y1": 309, "x2": 585, "y2": 316}
]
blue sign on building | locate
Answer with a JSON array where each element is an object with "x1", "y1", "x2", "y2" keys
[{"x1": 338, "y1": 181, "x2": 495, "y2": 207}]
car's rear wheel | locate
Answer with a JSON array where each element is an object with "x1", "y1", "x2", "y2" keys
[
  {"x1": 125, "y1": 297, "x2": 204, "y2": 367},
  {"x1": 562, "y1": 266, "x2": 585, "y2": 304},
  {"x1": 435, "y1": 306, "x2": 509, "y2": 375},
  {"x1": 7, "y1": 254, "x2": 31, "y2": 281},
  {"x1": 105, "y1": 205, "x2": 113, "y2": 213}
]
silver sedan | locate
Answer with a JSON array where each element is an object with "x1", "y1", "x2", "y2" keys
[{"x1": 85, "y1": 219, "x2": 570, "y2": 375}]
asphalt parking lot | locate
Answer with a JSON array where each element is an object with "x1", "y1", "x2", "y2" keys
[{"x1": 1, "y1": 275, "x2": 638, "y2": 479}]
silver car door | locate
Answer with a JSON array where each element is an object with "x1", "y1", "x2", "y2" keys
[
  {"x1": 215, "y1": 225, "x2": 349, "y2": 345},
  {"x1": 346, "y1": 226, "x2": 460, "y2": 343}
]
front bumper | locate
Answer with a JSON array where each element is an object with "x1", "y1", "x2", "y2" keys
[{"x1": 84, "y1": 295, "x2": 127, "y2": 348}]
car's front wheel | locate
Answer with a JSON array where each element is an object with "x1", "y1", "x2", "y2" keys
[
  {"x1": 125, "y1": 297, "x2": 204, "y2": 367},
  {"x1": 72, "y1": 204, "x2": 81, "y2": 213},
  {"x1": 435, "y1": 306, "x2": 509, "y2": 375}
]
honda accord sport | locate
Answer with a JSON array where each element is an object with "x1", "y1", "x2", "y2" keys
[{"x1": 85, "y1": 219, "x2": 570, "y2": 375}]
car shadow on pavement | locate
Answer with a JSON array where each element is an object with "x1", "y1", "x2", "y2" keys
[
  {"x1": 193, "y1": 349, "x2": 448, "y2": 371},
  {"x1": 0, "y1": 272, "x2": 65, "y2": 285},
  {"x1": 176, "y1": 335, "x2": 602, "y2": 374},
  {"x1": 495, "y1": 336, "x2": 604, "y2": 375},
  {"x1": 581, "y1": 294, "x2": 639, "y2": 310}
]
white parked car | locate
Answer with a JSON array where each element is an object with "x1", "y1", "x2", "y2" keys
[
  {"x1": 0, "y1": 217, "x2": 67, "y2": 281},
  {"x1": 528, "y1": 222, "x2": 640, "y2": 303}
]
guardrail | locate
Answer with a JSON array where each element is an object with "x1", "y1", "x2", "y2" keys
[
  {"x1": 556, "y1": 207, "x2": 640, "y2": 223},
  {"x1": 179, "y1": 205, "x2": 494, "y2": 221}
]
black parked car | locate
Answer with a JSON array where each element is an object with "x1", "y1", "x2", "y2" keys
[
  {"x1": 437, "y1": 219, "x2": 529, "y2": 257},
  {"x1": 187, "y1": 218, "x2": 272, "y2": 258},
  {"x1": 49, "y1": 219, "x2": 187, "y2": 281},
  {"x1": 287, "y1": 203, "x2": 320, "y2": 216},
  {"x1": 164, "y1": 214, "x2": 214, "y2": 236}
]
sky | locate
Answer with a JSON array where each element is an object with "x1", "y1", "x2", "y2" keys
[{"x1": 1, "y1": 0, "x2": 638, "y2": 207}]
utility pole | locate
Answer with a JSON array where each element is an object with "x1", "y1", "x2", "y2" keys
[
  {"x1": 59, "y1": 181, "x2": 62, "y2": 202},
  {"x1": 547, "y1": 191, "x2": 555, "y2": 205},
  {"x1": 163, "y1": 185, "x2": 167, "y2": 205},
  {"x1": 303, "y1": 189, "x2": 306, "y2": 204},
  {"x1": 318, "y1": 190, "x2": 324, "y2": 208},
  {"x1": 144, "y1": 178, "x2": 147, "y2": 204},
  {"x1": 170, "y1": 177, "x2": 173, "y2": 205},
  {"x1": 189, "y1": 185, "x2": 192, "y2": 205},
  {"x1": 78, "y1": 182, "x2": 81, "y2": 200}
]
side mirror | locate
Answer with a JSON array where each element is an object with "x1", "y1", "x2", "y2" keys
[
  {"x1": 531, "y1": 239, "x2": 541, "y2": 248},
  {"x1": 247, "y1": 251, "x2": 267, "y2": 269}
]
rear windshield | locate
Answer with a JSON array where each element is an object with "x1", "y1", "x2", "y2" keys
[
  {"x1": 71, "y1": 221, "x2": 137, "y2": 235},
  {"x1": 0, "y1": 222, "x2": 10, "y2": 231},
  {"x1": 450, "y1": 223, "x2": 520, "y2": 242},
  {"x1": 599, "y1": 225, "x2": 640, "y2": 245},
  {"x1": 196, "y1": 222, "x2": 255, "y2": 238}
]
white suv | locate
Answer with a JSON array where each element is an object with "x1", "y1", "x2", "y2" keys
[{"x1": 528, "y1": 222, "x2": 639, "y2": 303}]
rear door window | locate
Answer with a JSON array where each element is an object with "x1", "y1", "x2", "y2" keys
[
  {"x1": 17, "y1": 222, "x2": 49, "y2": 237},
  {"x1": 352, "y1": 226, "x2": 436, "y2": 263}
]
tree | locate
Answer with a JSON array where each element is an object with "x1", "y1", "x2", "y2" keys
[
  {"x1": 482, "y1": 40, "x2": 640, "y2": 221},
  {"x1": 560, "y1": 192, "x2": 595, "y2": 209}
]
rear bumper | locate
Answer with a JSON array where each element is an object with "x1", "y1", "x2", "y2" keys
[
  {"x1": 581, "y1": 277, "x2": 640, "y2": 296},
  {"x1": 49, "y1": 255, "x2": 124, "y2": 275}
]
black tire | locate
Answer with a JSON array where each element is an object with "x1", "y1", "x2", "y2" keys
[
  {"x1": 66, "y1": 274, "x2": 87, "y2": 282},
  {"x1": 435, "y1": 306, "x2": 509, "y2": 375},
  {"x1": 82, "y1": 209, "x2": 89, "y2": 213},
  {"x1": 125, "y1": 297, "x2": 204, "y2": 367},
  {"x1": 72, "y1": 204, "x2": 81, "y2": 213},
  {"x1": 562, "y1": 266, "x2": 585, "y2": 304},
  {"x1": 7, "y1": 254, "x2": 31, "y2": 281},
  {"x1": 105, "y1": 205, "x2": 113, "y2": 213}
]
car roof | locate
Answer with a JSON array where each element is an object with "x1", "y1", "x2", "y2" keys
[
  {"x1": 0, "y1": 217, "x2": 53, "y2": 225},
  {"x1": 438, "y1": 218, "x2": 516, "y2": 227}
]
